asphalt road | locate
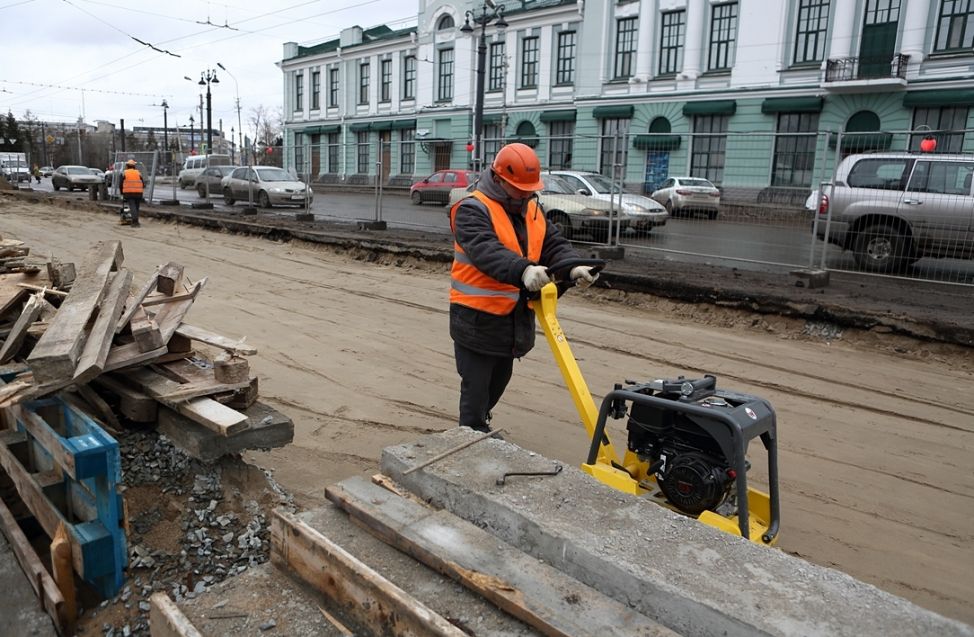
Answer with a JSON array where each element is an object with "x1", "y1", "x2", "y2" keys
[{"x1": 22, "y1": 176, "x2": 974, "y2": 284}]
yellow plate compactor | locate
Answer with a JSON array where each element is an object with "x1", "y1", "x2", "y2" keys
[{"x1": 533, "y1": 259, "x2": 780, "y2": 546}]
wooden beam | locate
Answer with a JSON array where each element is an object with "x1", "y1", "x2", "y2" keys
[
  {"x1": 103, "y1": 341, "x2": 167, "y2": 372},
  {"x1": 213, "y1": 352, "x2": 249, "y2": 384},
  {"x1": 51, "y1": 522, "x2": 76, "y2": 636},
  {"x1": 0, "y1": 490, "x2": 66, "y2": 634},
  {"x1": 271, "y1": 509, "x2": 465, "y2": 637},
  {"x1": 73, "y1": 269, "x2": 133, "y2": 384},
  {"x1": 326, "y1": 478, "x2": 675, "y2": 637},
  {"x1": 16, "y1": 283, "x2": 67, "y2": 298},
  {"x1": 115, "y1": 270, "x2": 158, "y2": 334},
  {"x1": 0, "y1": 292, "x2": 43, "y2": 363},
  {"x1": 28, "y1": 241, "x2": 123, "y2": 383},
  {"x1": 123, "y1": 367, "x2": 248, "y2": 436},
  {"x1": 93, "y1": 376, "x2": 157, "y2": 422},
  {"x1": 149, "y1": 592, "x2": 204, "y2": 637},
  {"x1": 129, "y1": 305, "x2": 164, "y2": 353},
  {"x1": 155, "y1": 262, "x2": 184, "y2": 296},
  {"x1": 174, "y1": 323, "x2": 257, "y2": 355}
]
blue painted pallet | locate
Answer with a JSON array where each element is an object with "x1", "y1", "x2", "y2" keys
[{"x1": 13, "y1": 397, "x2": 127, "y2": 599}]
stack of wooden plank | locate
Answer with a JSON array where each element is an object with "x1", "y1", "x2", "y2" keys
[
  {"x1": 0, "y1": 240, "x2": 261, "y2": 432},
  {"x1": 0, "y1": 239, "x2": 293, "y2": 633}
]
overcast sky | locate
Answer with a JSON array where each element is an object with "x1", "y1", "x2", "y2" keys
[{"x1": 1, "y1": 0, "x2": 416, "y2": 133}]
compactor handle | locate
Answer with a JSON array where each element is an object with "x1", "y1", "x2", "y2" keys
[{"x1": 544, "y1": 257, "x2": 607, "y2": 284}]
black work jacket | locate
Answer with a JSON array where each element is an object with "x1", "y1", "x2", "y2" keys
[{"x1": 450, "y1": 169, "x2": 577, "y2": 358}]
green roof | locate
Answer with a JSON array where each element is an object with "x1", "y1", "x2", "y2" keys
[
  {"x1": 539, "y1": 109, "x2": 577, "y2": 122},
  {"x1": 683, "y1": 100, "x2": 737, "y2": 116},
  {"x1": 293, "y1": 25, "x2": 417, "y2": 59},
  {"x1": 633, "y1": 134, "x2": 681, "y2": 151},
  {"x1": 761, "y1": 96, "x2": 824, "y2": 114},
  {"x1": 593, "y1": 105, "x2": 634, "y2": 119},
  {"x1": 903, "y1": 89, "x2": 974, "y2": 107}
]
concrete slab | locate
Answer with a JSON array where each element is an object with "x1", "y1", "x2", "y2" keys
[
  {"x1": 381, "y1": 428, "x2": 974, "y2": 637},
  {"x1": 157, "y1": 400, "x2": 293, "y2": 462},
  {"x1": 0, "y1": 530, "x2": 57, "y2": 637}
]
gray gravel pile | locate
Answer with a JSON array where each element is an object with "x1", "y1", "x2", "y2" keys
[{"x1": 88, "y1": 429, "x2": 274, "y2": 637}]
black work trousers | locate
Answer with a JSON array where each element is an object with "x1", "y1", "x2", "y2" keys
[
  {"x1": 454, "y1": 342, "x2": 514, "y2": 432},
  {"x1": 123, "y1": 195, "x2": 141, "y2": 225}
]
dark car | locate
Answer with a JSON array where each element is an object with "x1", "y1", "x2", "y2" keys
[
  {"x1": 410, "y1": 169, "x2": 477, "y2": 206},
  {"x1": 196, "y1": 165, "x2": 236, "y2": 198}
]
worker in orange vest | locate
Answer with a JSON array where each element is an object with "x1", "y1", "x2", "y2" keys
[
  {"x1": 448, "y1": 143, "x2": 599, "y2": 434},
  {"x1": 120, "y1": 159, "x2": 145, "y2": 227}
]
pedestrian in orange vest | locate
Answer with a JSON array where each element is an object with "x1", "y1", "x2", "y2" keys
[
  {"x1": 448, "y1": 143, "x2": 599, "y2": 433},
  {"x1": 120, "y1": 159, "x2": 145, "y2": 227}
]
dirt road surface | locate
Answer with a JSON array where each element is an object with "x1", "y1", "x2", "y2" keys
[{"x1": 3, "y1": 199, "x2": 972, "y2": 626}]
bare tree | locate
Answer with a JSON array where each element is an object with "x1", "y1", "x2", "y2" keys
[{"x1": 249, "y1": 105, "x2": 282, "y2": 166}]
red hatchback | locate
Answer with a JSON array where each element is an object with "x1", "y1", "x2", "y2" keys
[{"x1": 410, "y1": 169, "x2": 477, "y2": 205}]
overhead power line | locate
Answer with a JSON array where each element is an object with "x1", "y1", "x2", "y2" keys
[{"x1": 1, "y1": 80, "x2": 167, "y2": 99}]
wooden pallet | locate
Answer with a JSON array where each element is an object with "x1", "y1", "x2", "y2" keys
[{"x1": 0, "y1": 395, "x2": 127, "y2": 598}]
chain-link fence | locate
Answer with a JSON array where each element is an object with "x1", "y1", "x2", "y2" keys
[
  {"x1": 106, "y1": 151, "x2": 159, "y2": 202},
  {"x1": 271, "y1": 128, "x2": 973, "y2": 286}
]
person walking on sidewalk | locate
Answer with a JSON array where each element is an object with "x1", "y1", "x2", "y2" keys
[
  {"x1": 120, "y1": 159, "x2": 145, "y2": 227},
  {"x1": 448, "y1": 142, "x2": 599, "y2": 433}
]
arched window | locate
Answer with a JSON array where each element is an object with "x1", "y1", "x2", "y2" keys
[
  {"x1": 835, "y1": 110, "x2": 890, "y2": 153},
  {"x1": 437, "y1": 14, "x2": 455, "y2": 30},
  {"x1": 514, "y1": 120, "x2": 539, "y2": 147},
  {"x1": 845, "y1": 110, "x2": 880, "y2": 132},
  {"x1": 648, "y1": 117, "x2": 672, "y2": 134}
]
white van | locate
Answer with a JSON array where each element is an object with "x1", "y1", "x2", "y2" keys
[{"x1": 177, "y1": 154, "x2": 232, "y2": 189}]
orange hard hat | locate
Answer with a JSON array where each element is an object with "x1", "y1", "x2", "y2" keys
[
  {"x1": 492, "y1": 143, "x2": 544, "y2": 191},
  {"x1": 125, "y1": 159, "x2": 137, "y2": 167}
]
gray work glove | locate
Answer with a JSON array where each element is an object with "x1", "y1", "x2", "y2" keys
[
  {"x1": 521, "y1": 265, "x2": 551, "y2": 292},
  {"x1": 571, "y1": 266, "x2": 599, "y2": 289}
]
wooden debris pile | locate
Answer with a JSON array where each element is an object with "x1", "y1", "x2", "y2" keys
[{"x1": 0, "y1": 240, "x2": 260, "y2": 436}]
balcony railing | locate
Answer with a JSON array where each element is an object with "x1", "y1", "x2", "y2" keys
[{"x1": 824, "y1": 54, "x2": 910, "y2": 82}]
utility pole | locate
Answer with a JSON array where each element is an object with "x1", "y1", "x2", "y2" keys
[
  {"x1": 198, "y1": 69, "x2": 219, "y2": 155},
  {"x1": 217, "y1": 63, "x2": 244, "y2": 159},
  {"x1": 460, "y1": 1, "x2": 508, "y2": 172},
  {"x1": 198, "y1": 94, "x2": 205, "y2": 153},
  {"x1": 120, "y1": 119, "x2": 126, "y2": 152},
  {"x1": 189, "y1": 115, "x2": 195, "y2": 153}
]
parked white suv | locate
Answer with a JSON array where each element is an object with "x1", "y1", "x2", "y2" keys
[{"x1": 814, "y1": 153, "x2": 974, "y2": 272}]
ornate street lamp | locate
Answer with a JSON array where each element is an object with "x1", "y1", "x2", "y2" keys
[
  {"x1": 198, "y1": 70, "x2": 220, "y2": 154},
  {"x1": 460, "y1": 0, "x2": 507, "y2": 172}
]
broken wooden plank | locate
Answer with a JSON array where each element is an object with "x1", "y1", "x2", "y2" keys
[
  {"x1": 115, "y1": 269, "x2": 159, "y2": 334},
  {"x1": 103, "y1": 341, "x2": 167, "y2": 372},
  {"x1": 0, "y1": 292, "x2": 43, "y2": 363},
  {"x1": 27, "y1": 241, "x2": 123, "y2": 383},
  {"x1": 141, "y1": 290, "x2": 198, "y2": 307},
  {"x1": 15, "y1": 283, "x2": 66, "y2": 298},
  {"x1": 271, "y1": 509, "x2": 465, "y2": 637},
  {"x1": 326, "y1": 477, "x2": 676, "y2": 637},
  {"x1": 129, "y1": 305, "x2": 164, "y2": 353},
  {"x1": 73, "y1": 269, "x2": 133, "y2": 384},
  {"x1": 148, "y1": 277, "x2": 207, "y2": 343},
  {"x1": 51, "y1": 522, "x2": 77, "y2": 637},
  {"x1": 70, "y1": 386, "x2": 122, "y2": 434},
  {"x1": 149, "y1": 592, "x2": 205, "y2": 637},
  {"x1": 174, "y1": 323, "x2": 257, "y2": 355},
  {"x1": 124, "y1": 367, "x2": 248, "y2": 436},
  {"x1": 0, "y1": 488, "x2": 66, "y2": 634}
]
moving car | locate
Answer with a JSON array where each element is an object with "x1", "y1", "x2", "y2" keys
[
  {"x1": 814, "y1": 152, "x2": 974, "y2": 272},
  {"x1": 449, "y1": 174, "x2": 642, "y2": 241},
  {"x1": 195, "y1": 165, "x2": 236, "y2": 198},
  {"x1": 650, "y1": 177, "x2": 721, "y2": 219},
  {"x1": 550, "y1": 170, "x2": 670, "y2": 229},
  {"x1": 411, "y1": 169, "x2": 477, "y2": 205},
  {"x1": 221, "y1": 166, "x2": 313, "y2": 208},
  {"x1": 51, "y1": 165, "x2": 103, "y2": 191}
]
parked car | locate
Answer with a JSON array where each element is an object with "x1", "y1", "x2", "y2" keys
[
  {"x1": 814, "y1": 152, "x2": 974, "y2": 272},
  {"x1": 88, "y1": 167, "x2": 105, "y2": 181},
  {"x1": 411, "y1": 169, "x2": 477, "y2": 205},
  {"x1": 550, "y1": 171, "x2": 670, "y2": 229},
  {"x1": 51, "y1": 165, "x2": 103, "y2": 191},
  {"x1": 178, "y1": 154, "x2": 233, "y2": 189},
  {"x1": 449, "y1": 174, "x2": 644, "y2": 241},
  {"x1": 221, "y1": 166, "x2": 313, "y2": 208},
  {"x1": 40, "y1": 166, "x2": 55, "y2": 177},
  {"x1": 195, "y1": 165, "x2": 236, "y2": 198},
  {"x1": 650, "y1": 177, "x2": 721, "y2": 219}
]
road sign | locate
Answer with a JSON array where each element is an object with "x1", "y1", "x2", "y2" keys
[{"x1": 46, "y1": 135, "x2": 55, "y2": 144}]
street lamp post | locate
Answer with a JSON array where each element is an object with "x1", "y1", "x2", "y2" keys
[
  {"x1": 460, "y1": 0, "x2": 507, "y2": 172},
  {"x1": 160, "y1": 99, "x2": 169, "y2": 165},
  {"x1": 188, "y1": 115, "x2": 195, "y2": 154},
  {"x1": 198, "y1": 70, "x2": 220, "y2": 155},
  {"x1": 217, "y1": 62, "x2": 244, "y2": 163}
]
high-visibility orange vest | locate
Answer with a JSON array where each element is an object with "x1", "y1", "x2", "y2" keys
[
  {"x1": 449, "y1": 190, "x2": 545, "y2": 315},
  {"x1": 122, "y1": 168, "x2": 143, "y2": 195}
]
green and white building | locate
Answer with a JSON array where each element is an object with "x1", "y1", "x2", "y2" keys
[{"x1": 279, "y1": 0, "x2": 974, "y2": 195}]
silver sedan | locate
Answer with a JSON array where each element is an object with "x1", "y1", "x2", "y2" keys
[{"x1": 221, "y1": 166, "x2": 313, "y2": 208}]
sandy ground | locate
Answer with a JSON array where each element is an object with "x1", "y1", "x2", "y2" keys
[{"x1": 2, "y1": 198, "x2": 973, "y2": 626}]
